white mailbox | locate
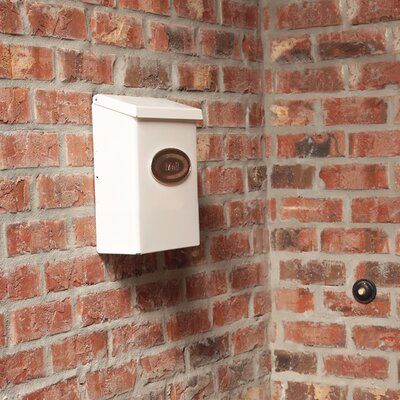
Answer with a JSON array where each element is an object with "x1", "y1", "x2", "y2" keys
[{"x1": 92, "y1": 95, "x2": 203, "y2": 255}]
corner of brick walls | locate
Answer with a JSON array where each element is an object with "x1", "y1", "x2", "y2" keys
[
  {"x1": 0, "y1": 0, "x2": 271, "y2": 399},
  {"x1": 262, "y1": 0, "x2": 400, "y2": 399}
]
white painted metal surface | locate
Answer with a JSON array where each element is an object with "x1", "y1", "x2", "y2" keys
[{"x1": 92, "y1": 95, "x2": 202, "y2": 255}]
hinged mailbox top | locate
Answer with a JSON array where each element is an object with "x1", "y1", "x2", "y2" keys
[{"x1": 93, "y1": 95, "x2": 203, "y2": 121}]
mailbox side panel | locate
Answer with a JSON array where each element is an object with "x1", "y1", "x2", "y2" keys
[
  {"x1": 92, "y1": 105, "x2": 141, "y2": 254},
  {"x1": 137, "y1": 120, "x2": 200, "y2": 254}
]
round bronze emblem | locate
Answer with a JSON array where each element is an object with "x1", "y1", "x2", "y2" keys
[{"x1": 151, "y1": 148, "x2": 191, "y2": 185}]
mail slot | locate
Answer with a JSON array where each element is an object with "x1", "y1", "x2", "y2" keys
[{"x1": 92, "y1": 95, "x2": 203, "y2": 255}]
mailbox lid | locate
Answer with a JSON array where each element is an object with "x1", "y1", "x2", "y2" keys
[{"x1": 93, "y1": 95, "x2": 203, "y2": 121}]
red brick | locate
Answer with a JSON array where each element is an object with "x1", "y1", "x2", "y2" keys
[
  {"x1": 120, "y1": 0, "x2": 169, "y2": 15},
  {"x1": 188, "y1": 334, "x2": 229, "y2": 368},
  {"x1": 323, "y1": 97, "x2": 387, "y2": 125},
  {"x1": 324, "y1": 291, "x2": 390, "y2": 317},
  {"x1": 131, "y1": 389, "x2": 165, "y2": 400},
  {"x1": 0, "y1": 0, "x2": 22, "y2": 34},
  {"x1": 395, "y1": 164, "x2": 400, "y2": 190},
  {"x1": 141, "y1": 348, "x2": 184, "y2": 383},
  {"x1": 0, "y1": 314, "x2": 4, "y2": 347},
  {"x1": 0, "y1": 87, "x2": 30, "y2": 123},
  {"x1": 242, "y1": 34, "x2": 263, "y2": 62},
  {"x1": 8, "y1": 265, "x2": 40, "y2": 301},
  {"x1": 22, "y1": 378, "x2": 79, "y2": 400},
  {"x1": 199, "y1": 204, "x2": 225, "y2": 231},
  {"x1": 352, "y1": 197, "x2": 400, "y2": 223},
  {"x1": 86, "y1": 361, "x2": 136, "y2": 400},
  {"x1": 0, "y1": 348, "x2": 45, "y2": 388},
  {"x1": 66, "y1": 134, "x2": 93, "y2": 167},
  {"x1": 271, "y1": 35, "x2": 313, "y2": 64},
  {"x1": 253, "y1": 227, "x2": 269, "y2": 255},
  {"x1": 270, "y1": 100, "x2": 314, "y2": 127},
  {"x1": 0, "y1": 131, "x2": 58, "y2": 169},
  {"x1": 221, "y1": 0, "x2": 258, "y2": 29},
  {"x1": 353, "y1": 388, "x2": 400, "y2": 400},
  {"x1": 164, "y1": 244, "x2": 206, "y2": 269},
  {"x1": 35, "y1": 90, "x2": 92, "y2": 125},
  {"x1": 324, "y1": 355, "x2": 388, "y2": 379},
  {"x1": 284, "y1": 382, "x2": 347, "y2": 400},
  {"x1": 265, "y1": 70, "x2": 272, "y2": 94},
  {"x1": 178, "y1": 63, "x2": 218, "y2": 91},
  {"x1": 272, "y1": 228, "x2": 317, "y2": 252},
  {"x1": 210, "y1": 232, "x2": 250, "y2": 262},
  {"x1": 27, "y1": 3, "x2": 87, "y2": 39},
  {"x1": 350, "y1": 130, "x2": 400, "y2": 157},
  {"x1": 233, "y1": 323, "x2": 266, "y2": 354},
  {"x1": 37, "y1": 174, "x2": 94, "y2": 209},
  {"x1": 348, "y1": 0, "x2": 400, "y2": 24},
  {"x1": 263, "y1": 7, "x2": 269, "y2": 30},
  {"x1": 277, "y1": 0, "x2": 341, "y2": 29},
  {"x1": 83, "y1": 0, "x2": 116, "y2": 5},
  {"x1": 274, "y1": 350, "x2": 317, "y2": 374},
  {"x1": 249, "y1": 102, "x2": 264, "y2": 127},
  {"x1": 73, "y1": 215, "x2": 96, "y2": 247},
  {"x1": 277, "y1": 66, "x2": 344, "y2": 94},
  {"x1": 0, "y1": 273, "x2": 7, "y2": 301},
  {"x1": 322, "y1": 228, "x2": 389, "y2": 254},
  {"x1": 280, "y1": 259, "x2": 346, "y2": 285},
  {"x1": 167, "y1": 308, "x2": 211, "y2": 341},
  {"x1": 186, "y1": 270, "x2": 227, "y2": 300},
  {"x1": 281, "y1": 197, "x2": 343, "y2": 222},
  {"x1": 150, "y1": 22, "x2": 194, "y2": 54},
  {"x1": 356, "y1": 261, "x2": 400, "y2": 287},
  {"x1": 125, "y1": 57, "x2": 170, "y2": 89},
  {"x1": 7, "y1": 220, "x2": 67, "y2": 257},
  {"x1": 217, "y1": 358, "x2": 254, "y2": 392},
  {"x1": 0, "y1": 44, "x2": 53, "y2": 80},
  {"x1": 45, "y1": 255, "x2": 104, "y2": 292},
  {"x1": 225, "y1": 134, "x2": 262, "y2": 161},
  {"x1": 353, "y1": 325, "x2": 400, "y2": 351},
  {"x1": 91, "y1": 12, "x2": 144, "y2": 48},
  {"x1": 174, "y1": 0, "x2": 216, "y2": 22},
  {"x1": 107, "y1": 253, "x2": 157, "y2": 281},
  {"x1": 58, "y1": 49, "x2": 113, "y2": 84},
  {"x1": 136, "y1": 279, "x2": 181, "y2": 311},
  {"x1": 248, "y1": 165, "x2": 267, "y2": 191},
  {"x1": 271, "y1": 165, "x2": 315, "y2": 189},
  {"x1": 205, "y1": 166, "x2": 243, "y2": 194},
  {"x1": 0, "y1": 178, "x2": 29, "y2": 213},
  {"x1": 169, "y1": 374, "x2": 213, "y2": 400},
  {"x1": 223, "y1": 66, "x2": 261, "y2": 94},
  {"x1": 200, "y1": 29, "x2": 240, "y2": 59},
  {"x1": 52, "y1": 332, "x2": 107, "y2": 372},
  {"x1": 112, "y1": 322, "x2": 164, "y2": 355},
  {"x1": 197, "y1": 134, "x2": 223, "y2": 161},
  {"x1": 207, "y1": 101, "x2": 245, "y2": 127},
  {"x1": 10, "y1": 299, "x2": 72, "y2": 344},
  {"x1": 254, "y1": 290, "x2": 271, "y2": 316},
  {"x1": 77, "y1": 288, "x2": 131, "y2": 327},
  {"x1": 230, "y1": 263, "x2": 264, "y2": 291},
  {"x1": 213, "y1": 294, "x2": 249, "y2": 327},
  {"x1": 318, "y1": 28, "x2": 386, "y2": 60},
  {"x1": 320, "y1": 164, "x2": 388, "y2": 189},
  {"x1": 276, "y1": 288, "x2": 314, "y2": 313},
  {"x1": 284, "y1": 321, "x2": 346, "y2": 347}
]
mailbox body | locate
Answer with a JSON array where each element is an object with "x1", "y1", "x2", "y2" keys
[{"x1": 92, "y1": 95, "x2": 202, "y2": 255}]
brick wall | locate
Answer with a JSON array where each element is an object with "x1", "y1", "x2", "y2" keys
[
  {"x1": 263, "y1": 0, "x2": 400, "y2": 398},
  {"x1": 0, "y1": 0, "x2": 269, "y2": 399}
]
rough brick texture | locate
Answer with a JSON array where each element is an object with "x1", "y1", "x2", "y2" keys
[
  {"x1": 265, "y1": 0, "x2": 400, "y2": 395},
  {"x1": 0, "y1": 1, "x2": 268, "y2": 399}
]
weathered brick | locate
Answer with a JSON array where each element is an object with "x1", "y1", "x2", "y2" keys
[
  {"x1": 73, "y1": 215, "x2": 96, "y2": 247},
  {"x1": 27, "y1": 3, "x2": 87, "y2": 39},
  {"x1": 125, "y1": 57, "x2": 170, "y2": 89},
  {"x1": 186, "y1": 271, "x2": 227, "y2": 300},
  {"x1": 277, "y1": 66, "x2": 344, "y2": 94},
  {"x1": 0, "y1": 87, "x2": 30, "y2": 123},
  {"x1": 188, "y1": 334, "x2": 229, "y2": 368},
  {"x1": 150, "y1": 22, "x2": 195, "y2": 54},
  {"x1": 199, "y1": 204, "x2": 225, "y2": 230},
  {"x1": 318, "y1": 28, "x2": 386, "y2": 59},
  {"x1": 66, "y1": 134, "x2": 93, "y2": 167},
  {"x1": 221, "y1": 0, "x2": 258, "y2": 29},
  {"x1": 277, "y1": 0, "x2": 341, "y2": 29},
  {"x1": 271, "y1": 228, "x2": 317, "y2": 252},
  {"x1": 223, "y1": 66, "x2": 261, "y2": 94},
  {"x1": 178, "y1": 63, "x2": 218, "y2": 91},
  {"x1": 10, "y1": 299, "x2": 72, "y2": 344},
  {"x1": 233, "y1": 323, "x2": 266, "y2": 354},
  {"x1": 274, "y1": 350, "x2": 317, "y2": 374},
  {"x1": 230, "y1": 263, "x2": 264, "y2": 290},
  {"x1": 270, "y1": 100, "x2": 315, "y2": 127},
  {"x1": 248, "y1": 165, "x2": 268, "y2": 191},
  {"x1": 22, "y1": 379, "x2": 79, "y2": 400},
  {"x1": 169, "y1": 374, "x2": 214, "y2": 400},
  {"x1": 353, "y1": 388, "x2": 400, "y2": 400},
  {"x1": 350, "y1": 130, "x2": 400, "y2": 156},
  {"x1": 35, "y1": 90, "x2": 92, "y2": 125},
  {"x1": 271, "y1": 35, "x2": 313, "y2": 64},
  {"x1": 200, "y1": 29, "x2": 240, "y2": 59},
  {"x1": 0, "y1": 0, "x2": 22, "y2": 34},
  {"x1": 8, "y1": 264, "x2": 40, "y2": 301},
  {"x1": 242, "y1": 34, "x2": 263, "y2": 62},
  {"x1": 197, "y1": 134, "x2": 223, "y2": 161},
  {"x1": 207, "y1": 101, "x2": 245, "y2": 127},
  {"x1": 91, "y1": 11, "x2": 144, "y2": 48},
  {"x1": 0, "y1": 178, "x2": 29, "y2": 213},
  {"x1": 58, "y1": 49, "x2": 114, "y2": 84},
  {"x1": 210, "y1": 232, "x2": 250, "y2": 261},
  {"x1": 213, "y1": 294, "x2": 249, "y2": 327},
  {"x1": 352, "y1": 197, "x2": 400, "y2": 222},
  {"x1": 136, "y1": 279, "x2": 181, "y2": 311},
  {"x1": 322, "y1": 228, "x2": 389, "y2": 253},
  {"x1": 356, "y1": 261, "x2": 400, "y2": 286},
  {"x1": 271, "y1": 164, "x2": 315, "y2": 189},
  {"x1": 348, "y1": 0, "x2": 400, "y2": 24},
  {"x1": 249, "y1": 102, "x2": 264, "y2": 127},
  {"x1": 285, "y1": 382, "x2": 347, "y2": 400},
  {"x1": 275, "y1": 288, "x2": 314, "y2": 313},
  {"x1": 120, "y1": 0, "x2": 169, "y2": 15},
  {"x1": 167, "y1": 308, "x2": 211, "y2": 340},
  {"x1": 353, "y1": 325, "x2": 400, "y2": 351},
  {"x1": 174, "y1": 0, "x2": 216, "y2": 22},
  {"x1": 205, "y1": 166, "x2": 243, "y2": 194},
  {"x1": 217, "y1": 358, "x2": 254, "y2": 392}
]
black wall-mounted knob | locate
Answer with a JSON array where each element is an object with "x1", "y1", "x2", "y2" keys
[{"x1": 352, "y1": 279, "x2": 376, "y2": 304}]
